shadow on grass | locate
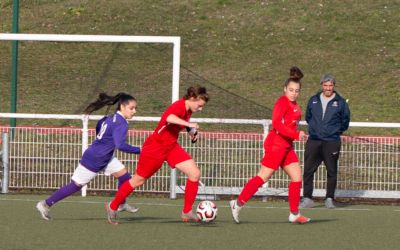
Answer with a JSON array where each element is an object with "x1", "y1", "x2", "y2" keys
[
  {"x1": 121, "y1": 216, "x2": 168, "y2": 223},
  {"x1": 310, "y1": 201, "x2": 353, "y2": 209},
  {"x1": 229, "y1": 218, "x2": 338, "y2": 225},
  {"x1": 55, "y1": 217, "x2": 106, "y2": 221}
]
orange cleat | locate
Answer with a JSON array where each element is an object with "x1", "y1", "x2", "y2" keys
[
  {"x1": 288, "y1": 213, "x2": 311, "y2": 224},
  {"x1": 181, "y1": 210, "x2": 200, "y2": 222}
]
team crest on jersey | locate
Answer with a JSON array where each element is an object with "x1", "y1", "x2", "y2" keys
[{"x1": 332, "y1": 101, "x2": 338, "y2": 107}]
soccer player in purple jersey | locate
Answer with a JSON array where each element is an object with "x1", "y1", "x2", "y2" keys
[{"x1": 36, "y1": 92, "x2": 141, "y2": 220}]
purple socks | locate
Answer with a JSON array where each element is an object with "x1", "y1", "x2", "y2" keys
[
  {"x1": 45, "y1": 172, "x2": 131, "y2": 207},
  {"x1": 45, "y1": 182, "x2": 82, "y2": 207},
  {"x1": 118, "y1": 172, "x2": 131, "y2": 189}
]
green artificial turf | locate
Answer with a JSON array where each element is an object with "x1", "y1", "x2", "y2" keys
[{"x1": 1, "y1": 194, "x2": 399, "y2": 250}]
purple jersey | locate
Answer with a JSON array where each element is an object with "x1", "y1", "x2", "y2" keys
[{"x1": 80, "y1": 112, "x2": 140, "y2": 172}]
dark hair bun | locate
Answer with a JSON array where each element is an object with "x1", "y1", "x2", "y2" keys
[{"x1": 289, "y1": 66, "x2": 304, "y2": 82}]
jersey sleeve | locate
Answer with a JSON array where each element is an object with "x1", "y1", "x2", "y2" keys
[
  {"x1": 271, "y1": 98, "x2": 300, "y2": 140},
  {"x1": 305, "y1": 98, "x2": 313, "y2": 124},
  {"x1": 112, "y1": 123, "x2": 141, "y2": 154},
  {"x1": 340, "y1": 100, "x2": 351, "y2": 133}
]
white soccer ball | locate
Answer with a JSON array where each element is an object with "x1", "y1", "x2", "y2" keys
[{"x1": 196, "y1": 200, "x2": 218, "y2": 222}]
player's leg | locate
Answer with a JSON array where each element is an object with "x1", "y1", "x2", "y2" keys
[
  {"x1": 229, "y1": 166, "x2": 274, "y2": 224},
  {"x1": 322, "y1": 141, "x2": 341, "y2": 208},
  {"x1": 107, "y1": 157, "x2": 139, "y2": 213},
  {"x1": 174, "y1": 159, "x2": 201, "y2": 222},
  {"x1": 106, "y1": 138, "x2": 167, "y2": 224},
  {"x1": 168, "y1": 145, "x2": 200, "y2": 222},
  {"x1": 238, "y1": 166, "x2": 274, "y2": 205},
  {"x1": 229, "y1": 147, "x2": 283, "y2": 223},
  {"x1": 106, "y1": 174, "x2": 146, "y2": 224},
  {"x1": 283, "y1": 160, "x2": 310, "y2": 224},
  {"x1": 108, "y1": 173, "x2": 147, "y2": 211},
  {"x1": 36, "y1": 164, "x2": 95, "y2": 220},
  {"x1": 301, "y1": 139, "x2": 323, "y2": 208}
]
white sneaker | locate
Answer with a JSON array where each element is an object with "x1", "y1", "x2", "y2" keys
[
  {"x1": 118, "y1": 203, "x2": 139, "y2": 213},
  {"x1": 36, "y1": 200, "x2": 51, "y2": 221},
  {"x1": 229, "y1": 200, "x2": 242, "y2": 224},
  {"x1": 325, "y1": 198, "x2": 336, "y2": 209},
  {"x1": 299, "y1": 197, "x2": 315, "y2": 209},
  {"x1": 288, "y1": 213, "x2": 311, "y2": 224}
]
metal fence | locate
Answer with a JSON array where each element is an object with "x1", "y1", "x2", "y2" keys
[{"x1": 1, "y1": 113, "x2": 400, "y2": 199}]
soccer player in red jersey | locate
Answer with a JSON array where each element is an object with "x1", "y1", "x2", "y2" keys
[
  {"x1": 230, "y1": 67, "x2": 311, "y2": 224},
  {"x1": 105, "y1": 86, "x2": 209, "y2": 224}
]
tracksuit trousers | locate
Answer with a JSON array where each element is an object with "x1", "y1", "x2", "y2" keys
[{"x1": 303, "y1": 139, "x2": 342, "y2": 199}]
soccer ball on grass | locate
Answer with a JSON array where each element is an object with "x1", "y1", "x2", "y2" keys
[{"x1": 196, "y1": 200, "x2": 217, "y2": 222}]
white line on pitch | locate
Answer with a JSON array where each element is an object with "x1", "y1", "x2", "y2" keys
[
  {"x1": 0, "y1": 197, "x2": 374, "y2": 211},
  {"x1": 0, "y1": 197, "x2": 183, "y2": 207},
  {"x1": 242, "y1": 205, "x2": 371, "y2": 211}
]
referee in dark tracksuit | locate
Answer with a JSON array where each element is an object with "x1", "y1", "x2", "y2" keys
[{"x1": 300, "y1": 74, "x2": 350, "y2": 209}]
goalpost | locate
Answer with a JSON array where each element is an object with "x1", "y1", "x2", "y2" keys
[
  {"x1": 0, "y1": 33, "x2": 181, "y2": 100},
  {"x1": 0, "y1": 33, "x2": 181, "y2": 198}
]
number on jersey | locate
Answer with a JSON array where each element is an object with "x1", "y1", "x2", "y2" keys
[{"x1": 96, "y1": 122, "x2": 108, "y2": 140}]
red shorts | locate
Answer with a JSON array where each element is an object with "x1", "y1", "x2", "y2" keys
[
  {"x1": 261, "y1": 144, "x2": 299, "y2": 170},
  {"x1": 136, "y1": 136, "x2": 192, "y2": 178}
]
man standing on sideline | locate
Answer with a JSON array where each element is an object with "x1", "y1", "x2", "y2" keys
[{"x1": 300, "y1": 74, "x2": 350, "y2": 209}]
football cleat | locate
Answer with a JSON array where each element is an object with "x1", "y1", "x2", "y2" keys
[
  {"x1": 288, "y1": 213, "x2": 311, "y2": 224},
  {"x1": 229, "y1": 199, "x2": 242, "y2": 224},
  {"x1": 181, "y1": 210, "x2": 200, "y2": 222},
  {"x1": 36, "y1": 200, "x2": 51, "y2": 221},
  {"x1": 118, "y1": 203, "x2": 139, "y2": 213},
  {"x1": 105, "y1": 202, "x2": 119, "y2": 225}
]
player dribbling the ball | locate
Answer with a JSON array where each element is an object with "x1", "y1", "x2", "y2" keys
[{"x1": 106, "y1": 86, "x2": 209, "y2": 224}]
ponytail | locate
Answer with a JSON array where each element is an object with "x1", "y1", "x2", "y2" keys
[{"x1": 83, "y1": 92, "x2": 136, "y2": 115}]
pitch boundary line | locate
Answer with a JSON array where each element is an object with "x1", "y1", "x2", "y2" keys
[{"x1": 0, "y1": 197, "x2": 384, "y2": 212}]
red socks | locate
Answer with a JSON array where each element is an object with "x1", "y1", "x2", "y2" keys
[
  {"x1": 238, "y1": 177, "x2": 301, "y2": 213},
  {"x1": 288, "y1": 181, "x2": 302, "y2": 213},
  {"x1": 183, "y1": 179, "x2": 199, "y2": 213},
  {"x1": 238, "y1": 176, "x2": 265, "y2": 205},
  {"x1": 110, "y1": 180, "x2": 134, "y2": 211}
]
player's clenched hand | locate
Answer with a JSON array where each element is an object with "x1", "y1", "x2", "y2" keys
[
  {"x1": 187, "y1": 124, "x2": 199, "y2": 143},
  {"x1": 298, "y1": 131, "x2": 307, "y2": 140}
]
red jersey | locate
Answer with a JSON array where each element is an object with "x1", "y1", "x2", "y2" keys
[
  {"x1": 266, "y1": 95, "x2": 301, "y2": 148},
  {"x1": 151, "y1": 99, "x2": 192, "y2": 145}
]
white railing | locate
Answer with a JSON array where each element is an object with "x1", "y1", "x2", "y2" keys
[{"x1": 1, "y1": 113, "x2": 400, "y2": 199}]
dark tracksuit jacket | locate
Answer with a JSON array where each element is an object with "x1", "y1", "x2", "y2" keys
[{"x1": 303, "y1": 91, "x2": 350, "y2": 198}]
